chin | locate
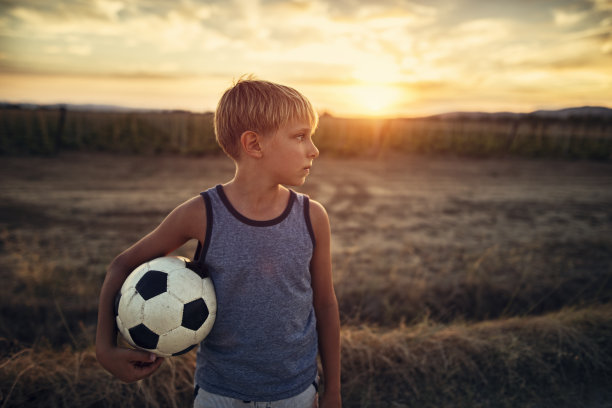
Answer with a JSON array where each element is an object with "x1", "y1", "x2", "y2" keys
[{"x1": 285, "y1": 178, "x2": 306, "y2": 187}]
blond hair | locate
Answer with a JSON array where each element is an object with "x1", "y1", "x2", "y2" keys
[{"x1": 214, "y1": 76, "x2": 319, "y2": 160}]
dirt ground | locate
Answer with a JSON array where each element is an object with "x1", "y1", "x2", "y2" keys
[
  {"x1": 1, "y1": 152, "x2": 611, "y2": 275},
  {"x1": 1, "y1": 153, "x2": 612, "y2": 317},
  {"x1": 309, "y1": 154, "x2": 612, "y2": 284}
]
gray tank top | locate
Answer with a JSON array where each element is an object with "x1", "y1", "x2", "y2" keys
[{"x1": 194, "y1": 185, "x2": 318, "y2": 401}]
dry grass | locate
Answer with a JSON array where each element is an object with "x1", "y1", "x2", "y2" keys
[
  {"x1": 1, "y1": 153, "x2": 612, "y2": 407},
  {"x1": 2, "y1": 307, "x2": 611, "y2": 408},
  {"x1": 0, "y1": 346, "x2": 196, "y2": 408},
  {"x1": 336, "y1": 239, "x2": 612, "y2": 326},
  {"x1": 341, "y1": 306, "x2": 612, "y2": 407}
]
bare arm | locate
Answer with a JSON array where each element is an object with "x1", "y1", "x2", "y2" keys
[
  {"x1": 95, "y1": 196, "x2": 205, "y2": 383},
  {"x1": 309, "y1": 200, "x2": 341, "y2": 407}
]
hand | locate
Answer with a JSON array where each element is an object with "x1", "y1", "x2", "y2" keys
[
  {"x1": 96, "y1": 346, "x2": 164, "y2": 383},
  {"x1": 317, "y1": 391, "x2": 342, "y2": 408}
]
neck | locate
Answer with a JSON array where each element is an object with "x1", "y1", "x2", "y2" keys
[{"x1": 221, "y1": 162, "x2": 289, "y2": 220}]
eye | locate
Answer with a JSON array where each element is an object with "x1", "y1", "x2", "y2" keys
[{"x1": 296, "y1": 134, "x2": 305, "y2": 142}]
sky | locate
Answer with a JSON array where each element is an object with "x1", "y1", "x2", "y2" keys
[{"x1": 0, "y1": 0, "x2": 611, "y2": 117}]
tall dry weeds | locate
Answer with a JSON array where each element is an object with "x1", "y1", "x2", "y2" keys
[
  {"x1": 2, "y1": 306, "x2": 611, "y2": 407},
  {"x1": 0, "y1": 345, "x2": 196, "y2": 408},
  {"x1": 340, "y1": 306, "x2": 612, "y2": 407}
]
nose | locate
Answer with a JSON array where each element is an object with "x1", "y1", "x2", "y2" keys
[{"x1": 308, "y1": 139, "x2": 319, "y2": 159}]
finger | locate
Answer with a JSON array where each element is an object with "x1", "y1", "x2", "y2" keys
[
  {"x1": 134, "y1": 355, "x2": 164, "y2": 372},
  {"x1": 123, "y1": 355, "x2": 164, "y2": 383},
  {"x1": 122, "y1": 348, "x2": 158, "y2": 363}
]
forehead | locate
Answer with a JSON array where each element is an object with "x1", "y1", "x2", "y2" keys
[{"x1": 277, "y1": 119, "x2": 313, "y2": 134}]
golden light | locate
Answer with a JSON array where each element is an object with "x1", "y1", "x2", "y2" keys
[
  {"x1": 348, "y1": 84, "x2": 403, "y2": 116},
  {"x1": 352, "y1": 58, "x2": 402, "y2": 83},
  {"x1": 346, "y1": 58, "x2": 408, "y2": 116}
]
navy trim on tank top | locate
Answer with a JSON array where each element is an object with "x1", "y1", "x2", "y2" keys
[
  {"x1": 303, "y1": 196, "x2": 316, "y2": 248},
  {"x1": 215, "y1": 184, "x2": 296, "y2": 227},
  {"x1": 194, "y1": 191, "x2": 214, "y2": 263}
]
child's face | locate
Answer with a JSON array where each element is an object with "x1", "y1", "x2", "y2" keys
[{"x1": 262, "y1": 119, "x2": 319, "y2": 186}]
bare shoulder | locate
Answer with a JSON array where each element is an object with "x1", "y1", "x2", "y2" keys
[
  {"x1": 149, "y1": 194, "x2": 207, "y2": 246},
  {"x1": 172, "y1": 194, "x2": 207, "y2": 242},
  {"x1": 180, "y1": 194, "x2": 206, "y2": 213},
  {"x1": 308, "y1": 198, "x2": 330, "y2": 237},
  {"x1": 110, "y1": 194, "x2": 208, "y2": 271}
]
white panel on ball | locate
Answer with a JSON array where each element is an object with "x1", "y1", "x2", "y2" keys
[
  {"x1": 202, "y1": 279, "x2": 217, "y2": 312},
  {"x1": 115, "y1": 315, "x2": 134, "y2": 347},
  {"x1": 142, "y1": 293, "x2": 183, "y2": 334},
  {"x1": 149, "y1": 256, "x2": 186, "y2": 273},
  {"x1": 168, "y1": 268, "x2": 204, "y2": 303},
  {"x1": 157, "y1": 327, "x2": 198, "y2": 356},
  {"x1": 118, "y1": 291, "x2": 146, "y2": 329}
]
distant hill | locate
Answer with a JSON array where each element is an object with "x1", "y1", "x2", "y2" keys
[
  {"x1": 426, "y1": 106, "x2": 612, "y2": 121},
  {"x1": 530, "y1": 106, "x2": 612, "y2": 119}
]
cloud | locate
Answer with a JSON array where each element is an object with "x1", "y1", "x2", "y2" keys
[
  {"x1": 553, "y1": 9, "x2": 589, "y2": 26},
  {"x1": 96, "y1": 0, "x2": 125, "y2": 21},
  {"x1": 0, "y1": 0, "x2": 611, "y2": 115},
  {"x1": 66, "y1": 44, "x2": 92, "y2": 56},
  {"x1": 592, "y1": 0, "x2": 612, "y2": 11},
  {"x1": 321, "y1": 0, "x2": 436, "y2": 20}
]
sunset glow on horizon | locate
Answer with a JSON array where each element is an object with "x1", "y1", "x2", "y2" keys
[{"x1": 1, "y1": 0, "x2": 611, "y2": 117}]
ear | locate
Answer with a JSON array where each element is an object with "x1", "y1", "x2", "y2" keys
[{"x1": 240, "y1": 130, "x2": 263, "y2": 158}]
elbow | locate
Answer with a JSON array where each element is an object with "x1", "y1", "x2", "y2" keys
[
  {"x1": 107, "y1": 253, "x2": 129, "y2": 276},
  {"x1": 314, "y1": 295, "x2": 339, "y2": 318},
  {"x1": 106, "y1": 252, "x2": 140, "y2": 282}
]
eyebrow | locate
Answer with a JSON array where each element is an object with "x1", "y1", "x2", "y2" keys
[{"x1": 294, "y1": 127, "x2": 312, "y2": 134}]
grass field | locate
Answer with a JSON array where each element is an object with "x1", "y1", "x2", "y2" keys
[{"x1": 1, "y1": 152, "x2": 612, "y2": 407}]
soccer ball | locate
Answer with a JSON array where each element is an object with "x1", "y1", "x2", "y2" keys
[{"x1": 114, "y1": 256, "x2": 216, "y2": 357}]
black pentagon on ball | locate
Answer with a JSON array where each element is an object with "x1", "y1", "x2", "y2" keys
[
  {"x1": 181, "y1": 298, "x2": 209, "y2": 330},
  {"x1": 129, "y1": 324, "x2": 159, "y2": 350},
  {"x1": 172, "y1": 344, "x2": 197, "y2": 356},
  {"x1": 113, "y1": 292, "x2": 121, "y2": 317},
  {"x1": 135, "y1": 270, "x2": 167, "y2": 300}
]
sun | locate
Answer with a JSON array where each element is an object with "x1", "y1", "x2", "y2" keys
[
  {"x1": 348, "y1": 83, "x2": 403, "y2": 117},
  {"x1": 347, "y1": 60, "x2": 407, "y2": 117}
]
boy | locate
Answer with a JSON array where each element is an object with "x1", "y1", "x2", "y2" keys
[{"x1": 95, "y1": 77, "x2": 342, "y2": 407}]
